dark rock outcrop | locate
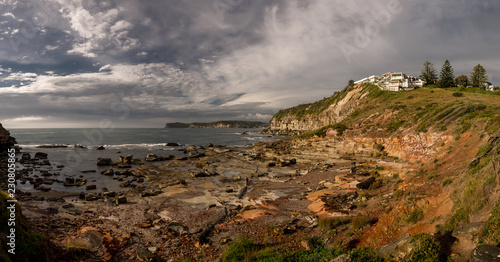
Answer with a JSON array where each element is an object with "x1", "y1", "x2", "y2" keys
[{"x1": 0, "y1": 123, "x2": 17, "y2": 190}]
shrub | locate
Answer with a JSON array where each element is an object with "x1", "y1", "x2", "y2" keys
[
  {"x1": 407, "y1": 234, "x2": 447, "y2": 262},
  {"x1": 223, "y1": 236, "x2": 255, "y2": 262},
  {"x1": 373, "y1": 144, "x2": 385, "y2": 152},
  {"x1": 452, "y1": 92, "x2": 463, "y2": 97},
  {"x1": 349, "y1": 247, "x2": 384, "y2": 262},
  {"x1": 351, "y1": 216, "x2": 369, "y2": 230},
  {"x1": 407, "y1": 208, "x2": 424, "y2": 224},
  {"x1": 478, "y1": 199, "x2": 500, "y2": 245},
  {"x1": 442, "y1": 178, "x2": 453, "y2": 187},
  {"x1": 318, "y1": 217, "x2": 342, "y2": 229}
]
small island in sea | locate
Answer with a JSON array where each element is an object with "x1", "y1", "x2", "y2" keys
[{"x1": 165, "y1": 120, "x2": 269, "y2": 129}]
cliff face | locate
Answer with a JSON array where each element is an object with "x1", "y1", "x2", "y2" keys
[
  {"x1": 269, "y1": 84, "x2": 368, "y2": 133},
  {"x1": 0, "y1": 123, "x2": 16, "y2": 152},
  {"x1": 0, "y1": 123, "x2": 17, "y2": 191}
]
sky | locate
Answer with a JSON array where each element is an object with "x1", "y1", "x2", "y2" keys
[{"x1": 0, "y1": 0, "x2": 499, "y2": 128}]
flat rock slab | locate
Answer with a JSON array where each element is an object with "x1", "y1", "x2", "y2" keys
[{"x1": 470, "y1": 245, "x2": 500, "y2": 262}]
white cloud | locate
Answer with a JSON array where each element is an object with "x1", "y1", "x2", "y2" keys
[{"x1": 54, "y1": 0, "x2": 138, "y2": 56}]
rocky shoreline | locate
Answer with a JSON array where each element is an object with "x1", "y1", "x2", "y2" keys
[
  {"x1": 7, "y1": 136, "x2": 417, "y2": 261},
  {"x1": 2, "y1": 122, "x2": 498, "y2": 261}
]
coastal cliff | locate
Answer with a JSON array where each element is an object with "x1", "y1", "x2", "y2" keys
[
  {"x1": 0, "y1": 123, "x2": 16, "y2": 153},
  {"x1": 266, "y1": 84, "x2": 368, "y2": 135},
  {"x1": 0, "y1": 123, "x2": 16, "y2": 190},
  {"x1": 262, "y1": 83, "x2": 500, "y2": 260},
  {"x1": 165, "y1": 120, "x2": 268, "y2": 129}
]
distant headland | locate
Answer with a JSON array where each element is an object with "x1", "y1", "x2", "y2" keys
[{"x1": 165, "y1": 120, "x2": 269, "y2": 128}]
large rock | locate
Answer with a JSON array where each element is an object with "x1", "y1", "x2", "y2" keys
[
  {"x1": 145, "y1": 154, "x2": 159, "y2": 162},
  {"x1": 34, "y1": 152, "x2": 48, "y2": 159},
  {"x1": 101, "y1": 169, "x2": 114, "y2": 176},
  {"x1": 469, "y1": 245, "x2": 500, "y2": 262},
  {"x1": 377, "y1": 234, "x2": 414, "y2": 259},
  {"x1": 21, "y1": 152, "x2": 31, "y2": 161},
  {"x1": 356, "y1": 177, "x2": 376, "y2": 190},
  {"x1": 97, "y1": 158, "x2": 112, "y2": 165},
  {"x1": 186, "y1": 145, "x2": 197, "y2": 152},
  {"x1": 119, "y1": 155, "x2": 133, "y2": 164}
]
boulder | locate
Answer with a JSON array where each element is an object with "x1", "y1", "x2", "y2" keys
[
  {"x1": 188, "y1": 152, "x2": 205, "y2": 158},
  {"x1": 469, "y1": 245, "x2": 500, "y2": 262},
  {"x1": 322, "y1": 191, "x2": 358, "y2": 211},
  {"x1": 82, "y1": 170, "x2": 96, "y2": 173},
  {"x1": 159, "y1": 155, "x2": 174, "y2": 161},
  {"x1": 115, "y1": 196, "x2": 127, "y2": 204},
  {"x1": 330, "y1": 254, "x2": 352, "y2": 262},
  {"x1": 96, "y1": 146, "x2": 105, "y2": 150},
  {"x1": 377, "y1": 234, "x2": 413, "y2": 259},
  {"x1": 145, "y1": 154, "x2": 159, "y2": 162},
  {"x1": 101, "y1": 169, "x2": 114, "y2": 176},
  {"x1": 64, "y1": 177, "x2": 76, "y2": 186},
  {"x1": 186, "y1": 145, "x2": 197, "y2": 152},
  {"x1": 74, "y1": 144, "x2": 87, "y2": 149},
  {"x1": 120, "y1": 181, "x2": 131, "y2": 188},
  {"x1": 34, "y1": 152, "x2": 48, "y2": 159},
  {"x1": 139, "y1": 220, "x2": 153, "y2": 228},
  {"x1": 167, "y1": 222, "x2": 188, "y2": 235},
  {"x1": 116, "y1": 163, "x2": 132, "y2": 168},
  {"x1": 42, "y1": 179, "x2": 54, "y2": 185},
  {"x1": 86, "y1": 184, "x2": 97, "y2": 190},
  {"x1": 356, "y1": 177, "x2": 376, "y2": 190},
  {"x1": 104, "y1": 191, "x2": 117, "y2": 198},
  {"x1": 119, "y1": 155, "x2": 133, "y2": 164},
  {"x1": 166, "y1": 143, "x2": 180, "y2": 147},
  {"x1": 97, "y1": 158, "x2": 112, "y2": 166},
  {"x1": 21, "y1": 152, "x2": 31, "y2": 161},
  {"x1": 115, "y1": 170, "x2": 133, "y2": 177}
]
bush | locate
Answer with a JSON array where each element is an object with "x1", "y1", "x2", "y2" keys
[
  {"x1": 407, "y1": 208, "x2": 424, "y2": 224},
  {"x1": 223, "y1": 236, "x2": 256, "y2": 262},
  {"x1": 407, "y1": 234, "x2": 447, "y2": 262},
  {"x1": 349, "y1": 247, "x2": 384, "y2": 262},
  {"x1": 318, "y1": 217, "x2": 342, "y2": 229},
  {"x1": 442, "y1": 178, "x2": 453, "y2": 187},
  {"x1": 373, "y1": 144, "x2": 385, "y2": 152},
  {"x1": 452, "y1": 92, "x2": 463, "y2": 97},
  {"x1": 351, "y1": 216, "x2": 369, "y2": 230}
]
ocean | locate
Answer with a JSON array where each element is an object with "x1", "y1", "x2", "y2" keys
[{"x1": 10, "y1": 128, "x2": 280, "y2": 193}]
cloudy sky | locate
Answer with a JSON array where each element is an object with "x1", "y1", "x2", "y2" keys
[{"x1": 0, "y1": 0, "x2": 498, "y2": 128}]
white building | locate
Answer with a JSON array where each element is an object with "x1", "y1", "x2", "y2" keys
[{"x1": 355, "y1": 72, "x2": 424, "y2": 91}]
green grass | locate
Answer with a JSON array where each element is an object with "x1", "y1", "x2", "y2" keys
[
  {"x1": 222, "y1": 235, "x2": 350, "y2": 262},
  {"x1": 318, "y1": 217, "x2": 342, "y2": 230},
  {"x1": 351, "y1": 216, "x2": 370, "y2": 230},
  {"x1": 478, "y1": 199, "x2": 500, "y2": 245},
  {"x1": 273, "y1": 86, "x2": 355, "y2": 120}
]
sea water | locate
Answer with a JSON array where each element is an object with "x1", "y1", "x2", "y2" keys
[{"x1": 10, "y1": 128, "x2": 280, "y2": 193}]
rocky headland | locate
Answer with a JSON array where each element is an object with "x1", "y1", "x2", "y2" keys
[
  {"x1": 1, "y1": 84, "x2": 499, "y2": 261},
  {"x1": 165, "y1": 120, "x2": 269, "y2": 129}
]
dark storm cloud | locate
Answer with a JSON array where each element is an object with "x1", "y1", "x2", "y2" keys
[{"x1": 0, "y1": 0, "x2": 499, "y2": 128}]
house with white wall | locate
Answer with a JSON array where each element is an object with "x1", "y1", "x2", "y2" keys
[{"x1": 355, "y1": 72, "x2": 424, "y2": 91}]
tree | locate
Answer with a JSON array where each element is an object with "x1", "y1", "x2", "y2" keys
[
  {"x1": 470, "y1": 64, "x2": 488, "y2": 88},
  {"x1": 420, "y1": 60, "x2": 438, "y2": 86},
  {"x1": 437, "y1": 60, "x2": 455, "y2": 88},
  {"x1": 455, "y1": 75, "x2": 469, "y2": 87},
  {"x1": 348, "y1": 79, "x2": 355, "y2": 86}
]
